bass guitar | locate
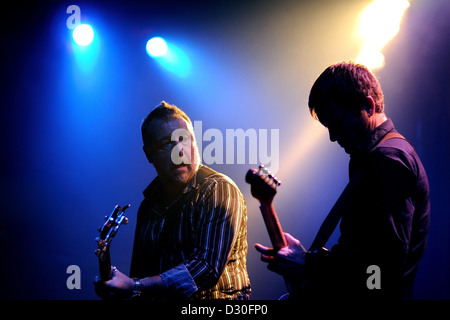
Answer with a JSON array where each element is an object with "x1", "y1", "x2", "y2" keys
[
  {"x1": 95, "y1": 204, "x2": 130, "y2": 282},
  {"x1": 246, "y1": 165, "x2": 287, "y2": 251}
]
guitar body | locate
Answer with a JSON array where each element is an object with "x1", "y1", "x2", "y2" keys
[
  {"x1": 246, "y1": 165, "x2": 287, "y2": 251},
  {"x1": 95, "y1": 204, "x2": 130, "y2": 282}
]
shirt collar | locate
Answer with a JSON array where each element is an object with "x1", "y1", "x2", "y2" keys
[
  {"x1": 142, "y1": 165, "x2": 203, "y2": 211},
  {"x1": 144, "y1": 165, "x2": 205, "y2": 195},
  {"x1": 352, "y1": 118, "x2": 395, "y2": 155}
]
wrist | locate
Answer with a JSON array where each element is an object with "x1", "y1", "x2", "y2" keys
[{"x1": 131, "y1": 278, "x2": 143, "y2": 298}]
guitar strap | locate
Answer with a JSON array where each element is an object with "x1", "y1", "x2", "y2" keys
[{"x1": 309, "y1": 131, "x2": 405, "y2": 251}]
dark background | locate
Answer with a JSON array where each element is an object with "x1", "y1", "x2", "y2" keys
[{"x1": 1, "y1": 0, "x2": 449, "y2": 299}]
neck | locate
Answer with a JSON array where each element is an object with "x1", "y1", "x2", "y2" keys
[
  {"x1": 355, "y1": 113, "x2": 388, "y2": 153},
  {"x1": 369, "y1": 112, "x2": 387, "y2": 131}
]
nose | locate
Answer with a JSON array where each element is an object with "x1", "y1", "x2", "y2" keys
[{"x1": 175, "y1": 141, "x2": 184, "y2": 157}]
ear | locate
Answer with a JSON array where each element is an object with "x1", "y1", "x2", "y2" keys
[
  {"x1": 362, "y1": 96, "x2": 376, "y2": 117},
  {"x1": 143, "y1": 145, "x2": 153, "y2": 164}
]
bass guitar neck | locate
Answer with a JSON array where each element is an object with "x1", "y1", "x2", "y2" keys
[
  {"x1": 246, "y1": 165, "x2": 287, "y2": 251},
  {"x1": 98, "y1": 249, "x2": 113, "y2": 282},
  {"x1": 95, "y1": 204, "x2": 130, "y2": 282},
  {"x1": 259, "y1": 202, "x2": 287, "y2": 251}
]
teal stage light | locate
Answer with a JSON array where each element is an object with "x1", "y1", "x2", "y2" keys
[
  {"x1": 72, "y1": 24, "x2": 94, "y2": 46},
  {"x1": 146, "y1": 37, "x2": 168, "y2": 57}
]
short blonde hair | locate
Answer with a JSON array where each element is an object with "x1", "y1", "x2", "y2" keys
[{"x1": 141, "y1": 101, "x2": 192, "y2": 146}]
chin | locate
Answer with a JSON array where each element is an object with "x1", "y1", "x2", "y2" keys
[
  {"x1": 172, "y1": 167, "x2": 195, "y2": 185},
  {"x1": 338, "y1": 142, "x2": 353, "y2": 154},
  {"x1": 156, "y1": 161, "x2": 199, "y2": 187}
]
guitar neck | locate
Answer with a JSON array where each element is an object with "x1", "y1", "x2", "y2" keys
[
  {"x1": 259, "y1": 202, "x2": 287, "y2": 251},
  {"x1": 99, "y1": 249, "x2": 113, "y2": 282}
]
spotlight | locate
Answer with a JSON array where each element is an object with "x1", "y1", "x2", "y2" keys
[
  {"x1": 73, "y1": 24, "x2": 94, "y2": 46},
  {"x1": 356, "y1": 0, "x2": 410, "y2": 69},
  {"x1": 146, "y1": 37, "x2": 168, "y2": 57},
  {"x1": 146, "y1": 37, "x2": 191, "y2": 78}
]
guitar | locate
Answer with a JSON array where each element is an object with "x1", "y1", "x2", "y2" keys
[
  {"x1": 95, "y1": 204, "x2": 130, "y2": 282},
  {"x1": 246, "y1": 165, "x2": 287, "y2": 251}
]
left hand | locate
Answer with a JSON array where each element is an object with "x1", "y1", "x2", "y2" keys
[
  {"x1": 255, "y1": 233, "x2": 307, "y2": 286},
  {"x1": 94, "y1": 266, "x2": 134, "y2": 299}
]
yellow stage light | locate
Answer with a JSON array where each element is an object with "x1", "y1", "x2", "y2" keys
[{"x1": 356, "y1": 0, "x2": 410, "y2": 69}]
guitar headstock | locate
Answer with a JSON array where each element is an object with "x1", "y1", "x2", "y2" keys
[
  {"x1": 95, "y1": 204, "x2": 130, "y2": 261},
  {"x1": 245, "y1": 165, "x2": 281, "y2": 204}
]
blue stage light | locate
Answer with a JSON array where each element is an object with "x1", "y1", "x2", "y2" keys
[
  {"x1": 72, "y1": 24, "x2": 94, "y2": 46},
  {"x1": 71, "y1": 24, "x2": 99, "y2": 73},
  {"x1": 146, "y1": 37, "x2": 168, "y2": 57},
  {"x1": 146, "y1": 37, "x2": 191, "y2": 78}
]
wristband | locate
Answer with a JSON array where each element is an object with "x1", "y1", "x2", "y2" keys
[{"x1": 131, "y1": 278, "x2": 142, "y2": 298}]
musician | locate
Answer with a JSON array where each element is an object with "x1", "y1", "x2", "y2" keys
[
  {"x1": 96, "y1": 101, "x2": 251, "y2": 299},
  {"x1": 255, "y1": 62, "x2": 430, "y2": 299}
]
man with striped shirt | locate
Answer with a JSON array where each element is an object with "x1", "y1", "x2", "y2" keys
[{"x1": 99, "y1": 101, "x2": 251, "y2": 299}]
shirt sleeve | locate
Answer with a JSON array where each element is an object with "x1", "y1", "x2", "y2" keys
[{"x1": 159, "y1": 263, "x2": 198, "y2": 298}]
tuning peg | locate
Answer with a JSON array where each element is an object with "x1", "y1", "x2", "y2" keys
[
  {"x1": 274, "y1": 176, "x2": 281, "y2": 186},
  {"x1": 123, "y1": 217, "x2": 129, "y2": 224},
  {"x1": 97, "y1": 227, "x2": 102, "y2": 232},
  {"x1": 95, "y1": 236, "x2": 100, "y2": 243},
  {"x1": 94, "y1": 248, "x2": 103, "y2": 257}
]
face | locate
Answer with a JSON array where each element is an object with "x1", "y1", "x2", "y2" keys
[
  {"x1": 316, "y1": 103, "x2": 370, "y2": 154},
  {"x1": 143, "y1": 118, "x2": 200, "y2": 188}
]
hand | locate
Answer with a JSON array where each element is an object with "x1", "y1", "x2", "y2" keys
[
  {"x1": 94, "y1": 266, "x2": 134, "y2": 299},
  {"x1": 255, "y1": 233, "x2": 307, "y2": 287}
]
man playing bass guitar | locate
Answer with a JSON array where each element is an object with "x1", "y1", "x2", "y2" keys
[
  {"x1": 95, "y1": 101, "x2": 251, "y2": 300},
  {"x1": 255, "y1": 62, "x2": 430, "y2": 300}
]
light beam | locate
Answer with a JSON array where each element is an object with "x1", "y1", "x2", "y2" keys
[{"x1": 355, "y1": 0, "x2": 410, "y2": 70}]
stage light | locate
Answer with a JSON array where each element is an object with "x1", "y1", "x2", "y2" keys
[
  {"x1": 356, "y1": 0, "x2": 410, "y2": 69},
  {"x1": 146, "y1": 37, "x2": 191, "y2": 78},
  {"x1": 72, "y1": 24, "x2": 94, "y2": 46},
  {"x1": 71, "y1": 24, "x2": 99, "y2": 73},
  {"x1": 146, "y1": 37, "x2": 168, "y2": 57}
]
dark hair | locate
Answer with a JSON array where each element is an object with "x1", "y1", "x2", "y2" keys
[
  {"x1": 141, "y1": 101, "x2": 192, "y2": 146},
  {"x1": 308, "y1": 62, "x2": 384, "y2": 119}
]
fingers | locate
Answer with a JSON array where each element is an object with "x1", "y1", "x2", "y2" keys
[
  {"x1": 284, "y1": 233, "x2": 300, "y2": 246},
  {"x1": 255, "y1": 233, "x2": 303, "y2": 252},
  {"x1": 94, "y1": 266, "x2": 120, "y2": 300},
  {"x1": 94, "y1": 276, "x2": 110, "y2": 299},
  {"x1": 255, "y1": 234, "x2": 307, "y2": 283},
  {"x1": 255, "y1": 243, "x2": 276, "y2": 262},
  {"x1": 254, "y1": 243, "x2": 273, "y2": 255},
  {"x1": 283, "y1": 232, "x2": 297, "y2": 243},
  {"x1": 284, "y1": 233, "x2": 306, "y2": 252}
]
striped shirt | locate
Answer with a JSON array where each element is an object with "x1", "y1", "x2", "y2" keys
[{"x1": 130, "y1": 165, "x2": 251, "y2": 299}]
